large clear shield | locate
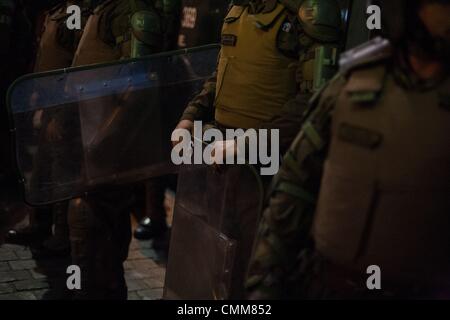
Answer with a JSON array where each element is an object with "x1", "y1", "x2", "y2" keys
[
  {"x1": 7, "y1": 45, "x2": 220, "y2": 205},
  {"x1": 164, "y1": 163, "x2": 265, "y2": 300}
]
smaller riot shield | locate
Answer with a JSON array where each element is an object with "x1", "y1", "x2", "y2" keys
[
  {"x1": 164, "y1": 163, "x2": 265, "y2": 300},
  {"x1": 7, "y1": 45, "x2": 220, "y2": 205},
  {"x1": 164, "y1": 201, "x2": 237, "y2": 300}
]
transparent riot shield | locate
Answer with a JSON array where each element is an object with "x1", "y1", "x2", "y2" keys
[
  {"x1": 7, "y1": 45, "x2": 220, "y2": 205},
  {"x1": 164, "y1": 163, "x2": 265, "y2": 300}
]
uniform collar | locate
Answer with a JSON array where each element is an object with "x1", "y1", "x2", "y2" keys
[{"x1": 238, "y1": 0, "x2": 278, "y2": 14}]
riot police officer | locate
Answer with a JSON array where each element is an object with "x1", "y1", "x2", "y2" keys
[
  {"x1": 133, "y1": 0, "x2": 229, "y2": 241},
  {"x1": 175, "y1": 0, "x2": 342, "y2": 155},
  {"x1": 68, "y1": 0, "x2": 180, "y2": 299},
  {"x1": 170, "y1": 0, "x2": 342, "y2": 299},
  {"x1": 0, "y1": 0, "x2": 62, "y2": 246},
  {"x1": 6, "y1": 1, "x2": 89, "y2": 258},
  {"x1": 247, "y1": 0, "x2": 450, "y2": 299}
]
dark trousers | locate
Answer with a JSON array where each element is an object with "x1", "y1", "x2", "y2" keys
[{"x1": 68, "y1": 188, "x2": 133, "y2": 300}]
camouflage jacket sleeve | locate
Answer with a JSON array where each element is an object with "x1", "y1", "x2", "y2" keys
[
  {"x1": 180, "y1": 65, "x2": 218, "y2": 123},
  {"x1": 260, "y1": 19, "x2": 339, "y2": 154},
  {"x1": 246, "y1": 74, "x2": 346, "y2": 299}
]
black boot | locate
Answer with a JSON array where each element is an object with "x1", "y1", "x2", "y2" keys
[
  {"x1": 32, "y1": 202, "x2": 71, "y2": 258},
  {"x1": 133, "y1": 217, "x2": 167, "y2": 240},
  {"x1": 133, "y1": 179, "x2": 168, "y2": 240},
  {"x1": 6, "y1": 207, "x2": 52, "y2": 245}
]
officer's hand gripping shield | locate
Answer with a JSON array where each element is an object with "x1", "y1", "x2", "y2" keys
[
  {"x1": 164, "y1": 163, "x2": 264, "y2": 300},
  {"x1": 7, "y1": 45, "x2": 220, "y2": 205}
]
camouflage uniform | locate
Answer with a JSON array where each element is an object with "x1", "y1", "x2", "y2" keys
[
  {"x1": 68, "y1": 0, "x2": 180, "y2": 299},
  {"x1": 246, "y1": 36, "x2": 450, "y2": 299}
]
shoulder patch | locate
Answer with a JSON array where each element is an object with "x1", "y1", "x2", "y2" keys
[
  {"x1": 253, "y1": 3, "x2": 285, "y2": 30},
  {"x1": 339, "y1": 37, "x2": 392, "y2": 75},
  {"x1": 338, "y1": 122, "x2": 383, "y2": 149},
  {"x1": 345, "y1": 65, "x2": 387, "y2": 104}
]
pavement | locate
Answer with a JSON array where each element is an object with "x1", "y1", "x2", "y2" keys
[
  {"x1": 0, "y1": 191, "x2": 175, "y2": 300},
  {"x1": 0, "y1": 236, "x2": 167, "y2": 300}
]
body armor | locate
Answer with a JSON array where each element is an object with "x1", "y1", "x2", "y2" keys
[
  {"x1": 214, "y1": 0, "x2": 342, "y2": 129},
  {"x1": 215, "y1": 3, "x2": 298, "y2": 129},
  {"x1": 34, "y1": 3, "x2": 78, "y2": 72},
  {"x1": 312, "y1": 40, "x2": 450, "y2": 287},
  {"x1": 72, "y1": 0, "x2": 125, "y2": 65}
]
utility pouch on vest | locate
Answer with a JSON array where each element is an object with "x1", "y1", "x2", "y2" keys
[
  {"x1": 302, "y1": 45, "x2": 339, "y2": 93},
  {"x1": 313, "y1": 45, "x2": 339, "y2": 91}
]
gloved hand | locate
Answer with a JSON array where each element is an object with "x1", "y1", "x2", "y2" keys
[{"x1": 172, "y1": 119, "x2": 194, "y2": 147}]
